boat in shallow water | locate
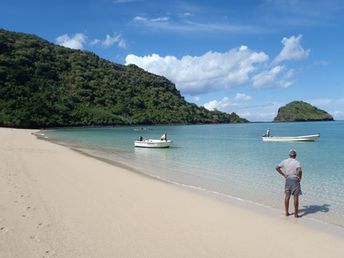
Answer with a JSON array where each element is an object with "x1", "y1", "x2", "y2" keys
[
  {"x1": 134, "y1": 139, "x2": 172, "y2": 148},
  {"x1": 262, "y1": 133, "x2": 320, "y2": 142}
]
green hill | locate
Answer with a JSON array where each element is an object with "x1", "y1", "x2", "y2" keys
[
  {"x1": 274, "y1": 101, "x2": 334, "y2": 122},
  {"x1": 0, "y1": 29, "x2": 247, "y2": 128}
]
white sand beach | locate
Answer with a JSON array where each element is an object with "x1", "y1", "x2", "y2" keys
[{"x1": 1, "y1": 127, "x2": 343, "y2": 258}]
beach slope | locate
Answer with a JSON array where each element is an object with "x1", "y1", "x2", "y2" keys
[{"x1": 0, "y1": 128, "x2": 343, "y2": 258}]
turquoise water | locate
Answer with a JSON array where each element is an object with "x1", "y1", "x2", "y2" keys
[{"x1": 43, "y1": 121, "x2": 344, "y2": 227}]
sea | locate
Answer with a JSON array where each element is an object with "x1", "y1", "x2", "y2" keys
[{"x1": 41, "y1": 121, "x2": 344, "y2": 229}]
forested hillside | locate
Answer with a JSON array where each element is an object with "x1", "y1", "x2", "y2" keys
[{"x1": 0, "y1": 29, "x2": 247, "y2": 128}]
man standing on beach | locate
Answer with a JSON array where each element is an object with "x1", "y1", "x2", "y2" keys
[{"x1": 275, "y1": 149, "x2": 302, "y2": 218}]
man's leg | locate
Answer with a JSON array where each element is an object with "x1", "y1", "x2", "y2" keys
[
  {"x1": 294, "y1": 195, "x2": 299, "y2": 218},
  {"x1": 284, "y1": 194, "x2": 291, "y2": 216}
]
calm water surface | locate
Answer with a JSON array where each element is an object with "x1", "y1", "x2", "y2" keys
[{"x1": 43, "y1": 121, "x2": 344, "y2": 227}]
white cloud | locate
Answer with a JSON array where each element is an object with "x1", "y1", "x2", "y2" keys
[
  {"x1": 126, "y1": 35, "x2": 311, "y2": 94},
  {"x1": 91, "y1": 34, "x2": 127, "y2": 49},
  {"x1": 203, "y1": 98, "x2": 279, "y2": 121},
  {"x1": 57, "y1": 32, "x2": 127, "y2": 50},
  {"x1": 181, "y1": 12, "x2": 194, "y2": 17},
  {"x1": 331, "y1": 110, "x2": 344, "y2": 119},
  {"x1": 252, "y1": 65, "x2": 293, "y2": 88},
  {"x1": 151, "y1": 17, "x2": 170, "y2": 22},
  {"x1": 133, "y1": 16, "x2": 169, "y2": 24},
  {"x1": 133, "y1": 16, "x2": 147, "y2": 22},
  {"x1": 309, "y1": 98, "x2": 332, "y2": 106},
  {"x1": 204, "y1": 97, "x2": 231, "y2": 111},
  {"x1": 193, "y1": 96, "x2": 200, "y2": 102},
  {"x1": 249, "y1": 112, "x2": 276, "y2": 121},
  {"x1": 238, "y1": 104, "x2": 279, "y2": 121},
  {"x1": 56, "y1": 33, "x2": 87, "y2": 49},
  {"x1": 337, "y1": 98, "x2": 344, "y2": 104},
  {"x1": 274, "y1": 35, "x2": 310, "y2": 63},
  {"x1": 90, "y1": 39, "x2": 101, "y2": 45},
  {"x1": 103, "y1": 34, "x2": 127, "y2": 48},
  {"x1": 284, "y1": 68, "x2": 296, "y2": 79},
  {"x1": 204, "y1": 93, "x2": 252, "y2": 111},
  {"x1": 132, "y1": 16, "x2": 262, "y2": 34},
  {"x1": 309, "y1": 98, "x2": 344, "y2": 106},
  {"x1": 238, "y1": 111, "x2": 276, "y2": 121},
  {"x1": 238, "y1": 111, "x2": 251, "y2": 118},
  {"x1": 125, "y1": 47, "x2": 268, "y2": 95},
  {"x1": 235, "y1": 93, "x2": 251, "y2": 101},
  {"x1": 203, "y1": 97, "x2": 283, "y2": 121}
]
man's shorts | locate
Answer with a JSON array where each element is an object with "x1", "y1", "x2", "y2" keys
[{"x1": 285, "y1": 178, "x2": 302, "y2": 196}]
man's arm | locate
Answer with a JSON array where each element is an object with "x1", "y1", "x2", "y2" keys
[
  {"x1": 275, "y1": 165, "x2": 286, "y2": 178},
  {"x1": 296, "y1": 167, "x2": 302, "y2": 181}
]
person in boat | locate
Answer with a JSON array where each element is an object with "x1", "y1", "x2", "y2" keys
[
  {"x1": 138, "y1": 136, "x2": 143, "y2": 141},
  {"x1": 275, "y1": 149, "x2": 302, "y2": 218},
  {"x1": 160, "y1": 133, "x2": 167, "y2": 141},
  {"x1": 263, "y1": 128, "x2": 271, "y2": 137}
]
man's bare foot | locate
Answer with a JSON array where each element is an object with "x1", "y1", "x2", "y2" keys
[
  {"x1": 294, "y1": 214, "x2": 301, "y2": 218},
  {"x1": 285, "y1": 212, "x2": 290, "y2": 216}
]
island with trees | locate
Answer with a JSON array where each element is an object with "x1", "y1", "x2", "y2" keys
[{"x1": 274, "y1": 101, "x2": 334, "y2": 122}]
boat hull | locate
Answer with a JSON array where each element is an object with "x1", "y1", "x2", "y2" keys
[
  {"x1": 134, "y1": 139, "x2": 172, "y2": 148},
  {"x1": 262, "y1": 134, "x2": 320, "y2": 142}
]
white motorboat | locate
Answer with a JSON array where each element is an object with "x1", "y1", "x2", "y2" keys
[
  {"x1": 134, "y1": 139, "x2": 172, "y2": 148},
  {"x1": 262, "y1": 133, "x2": 320, "y2": 142}
]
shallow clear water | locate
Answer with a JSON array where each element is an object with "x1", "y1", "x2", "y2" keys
[{"x1": 43, "y1": 121, "x2": 344, "y2": 227}]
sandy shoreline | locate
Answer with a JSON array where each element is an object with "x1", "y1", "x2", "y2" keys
[{"x1": 1, "y1": 128, "x2": 343, "y2": 258}]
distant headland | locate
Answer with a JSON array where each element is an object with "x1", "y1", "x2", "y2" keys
[{"x1": 274, "y1": 101, "x2": 334, "y2": 122}]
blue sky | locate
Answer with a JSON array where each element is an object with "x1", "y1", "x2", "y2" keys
[{"x1": 1, "y1": 0, "x2": 344, "y2": 121}]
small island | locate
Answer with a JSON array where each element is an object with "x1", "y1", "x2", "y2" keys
[{"x1": 274, "y1": 101, "x2": 334, "y2": 122}]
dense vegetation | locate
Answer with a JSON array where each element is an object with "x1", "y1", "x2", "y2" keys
[
  {"x1": 274, "y1": 101, "x2": 333, "y2": 122},
  {"x1": 0, "y1": 29, "x2": 247, "y2": 128}
]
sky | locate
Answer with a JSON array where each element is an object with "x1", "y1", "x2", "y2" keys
[{"x1": 1, "y1": 0, "x2": 344, "y2": 121}]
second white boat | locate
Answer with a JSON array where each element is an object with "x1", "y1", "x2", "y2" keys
[{"x1": 262, "y1": 133, "x2": 320, "y2": 142}]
